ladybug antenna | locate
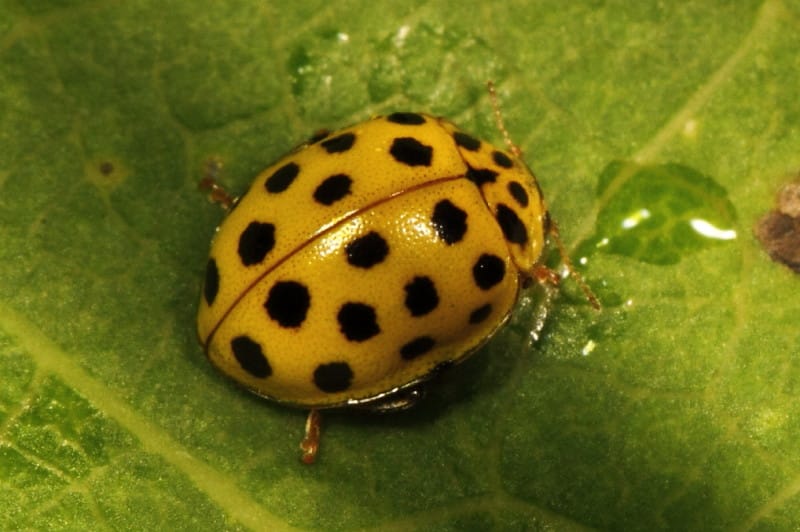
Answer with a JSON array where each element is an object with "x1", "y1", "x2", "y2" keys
[
  {"x1": 487, "y1": 81, "x2": 599, "y2": 311},
  {"x1": 487, "y1": 81, "x2": 523, "y2": 159},
  {"x1": 548, "y1": 218, "x2": 601, "y2": 311}
]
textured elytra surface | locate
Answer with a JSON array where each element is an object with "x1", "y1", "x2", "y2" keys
[
  {"x1": 199, "y1": 113, "x2": 541, "y2": 408},
  {"x1": 2, "y1": 1, "x2": 800, "y2": 531}
]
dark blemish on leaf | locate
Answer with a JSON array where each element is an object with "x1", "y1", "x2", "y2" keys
[
  {"x1": 756, "y1": 181, "x2": 800, "y2": 273},
  {"x1": 99, "y1": 161, "x2": 114, "y2": 175}
]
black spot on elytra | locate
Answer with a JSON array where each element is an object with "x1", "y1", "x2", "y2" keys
[
  {"x1": 231, "y1": 336, "x2": 271, "y2": 378},
  {"x1": 314, "y1": 174, "x2": 352, "y2": 205},
  {"x1": 404, "y1": 276, "x2": 439, "y2": 316},
  {"x1": 472, "y1": 254, "x2": 506, "y2": 290},
  {"x1": 387, "y1": 112, "x2": 426, "y2": 125},
  {"x1": 431, "y1": 199, "x2": 467, "y2": 245},
  {"x1": 390, "y1": 137, "x2": 433, "y2": 167},
  {"x1": 453, "y1": 132, "x2": 481, "y2": 151},
  {"x1": 204, "y1": 258, "x2": 219, "y2": 305},
  {"x1": 321, "y1": 132, "x2": 356, "y2": 153},
  {"x1": 466, "y1": 166, "x2": 498, "y2": 187},
  {"x1": 265, "y1": 281, "x2": 310, "y2": 328},
  {"x1": 400, "y1": 336, "x2": 436, "y2": 360},
  {"x1": 346, "y1": 231, "x2": 389, "y2": 268},
  {"x1": 238, "y1": 222, "x2": 276, "y2": 266},
  {"x1": 492, "y1": 150, "x2": 513, "y2": 168},
  {"x1": 308, "y1": 129, "x2": 330, "y2": 143},
  {"x1": 468, "y1": 303, "x2": 492, "y2": 324},
  {"x1": 508, "y1": 181, "x2": 529, "y2": 208},
  {"x1": 496, "y1": 203, "x2": 528, "y2": 245},
  {"x1": 338, "y1": 302, "x2": 380, "y2": 341},
  {"x1": 314, "y1": 362, "x2": 353, "y2": 393},
  {"x1": 265, "y1": 162, "x2": 299, "y2": 193}
]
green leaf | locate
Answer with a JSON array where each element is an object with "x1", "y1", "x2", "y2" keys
[{"x1": 2, "y1": 0, "x2": 800, "y2": 530}]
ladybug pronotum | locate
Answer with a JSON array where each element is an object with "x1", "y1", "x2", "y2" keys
[{"x1": 198, "y1": 108, "x2": 595, "y2": 463}]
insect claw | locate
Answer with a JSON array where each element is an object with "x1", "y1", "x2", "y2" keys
[{"x1": 299, "y1": 409, "x2": 322, "y2": 464}]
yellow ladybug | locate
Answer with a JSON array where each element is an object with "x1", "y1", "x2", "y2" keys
[{"x1": 198, "y1": 101, "x2": 597, "y2": 463}]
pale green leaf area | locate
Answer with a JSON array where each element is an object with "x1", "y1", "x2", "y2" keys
[{"x1": 2, "y1": 0, "x2": 800, "y2": 530}]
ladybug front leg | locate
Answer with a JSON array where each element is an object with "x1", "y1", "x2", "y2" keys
[
  {"x1": 299, "y1": 409, "x2": 322, "y2": 464},
  {"x1": 198, "y1": 158, "x2": 237, "y2": 210},
  {"x1": 544, "y1": 218, "x2": 601, "y2": 311}
]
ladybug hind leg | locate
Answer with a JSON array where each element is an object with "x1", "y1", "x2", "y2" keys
[{"x1": 300, "y1": 409, "x2": 322, "y2": 465}]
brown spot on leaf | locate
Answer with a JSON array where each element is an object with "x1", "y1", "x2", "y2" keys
[
  {"x1": 99, "y1": 161, "x2": 114, "y2": 175},
  {"x1": 756, "y1": 181, "x2": 800, "y2": 273},
  {"x1": 777, "y1": 182, "x2": 800, "y2": 217}
]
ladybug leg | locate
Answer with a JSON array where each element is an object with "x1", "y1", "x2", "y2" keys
[
  {"x1": 545, "y1": 218, "x2": 601, "y2": 310},
  {"x1": 531, "y1": 264, "x2": 561, "y2": 286},
  {"x1": 522, "y1": 271, "x2": 558, "y2": 344},
  {"x1": 198, "y1": 158, "x2": 236, "y2": 210},
  {"x1": 299, "y1": 409, "x2": 322, "y2": 464}
]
